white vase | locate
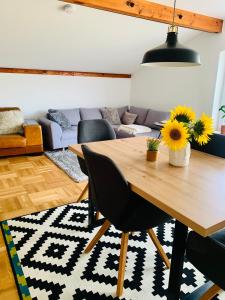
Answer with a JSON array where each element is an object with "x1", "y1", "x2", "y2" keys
[{"x1": 169, "y1": 143, "x2": 191, "y2": 167}]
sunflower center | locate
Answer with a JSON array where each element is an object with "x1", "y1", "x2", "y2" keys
[
  {"x1": 175, "y1": 114, "x2": 190, "y2": 123},
  {"x1": 170, "y1": 129, "x2": 181, "y2": 140},
  {"x1": 194, "y1": 120, "x2": 205, "y2": 135}
]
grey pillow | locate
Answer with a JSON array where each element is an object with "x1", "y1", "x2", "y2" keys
[
  {"x1": 122, "y1": 111, "x2": 137, "y2": 125},
  {"x1": 101, "y1": 108, "x2": 121, "y2": 125},
  {"x1": 48, "y1": 111, "x2": 71, "y2": 129}
]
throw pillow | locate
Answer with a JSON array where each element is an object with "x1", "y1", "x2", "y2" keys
[
  {"x1": 48, "y1": 111, "x2": 71, "y2": 129},
  {"x1": 122, "y1": 111, "x2": 137, "y2": 125},
  {"x1": 0, "y1": 109, "x2": 24, "y2": 135},
  {"x1": 101, "y1": 107, "x2": 121, "y2": 125}
]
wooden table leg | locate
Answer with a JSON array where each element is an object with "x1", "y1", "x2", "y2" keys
[{"x1": 167, "y1": 220, "x2": 189, "y2": 300}]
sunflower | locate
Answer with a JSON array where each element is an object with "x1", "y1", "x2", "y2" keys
[
  {"x1": 161, "y1": 120, "x2": 190, "y2": 151},
  {"x1": 170, "y1": 105, "x2": 196, "y2": 124},
  {"x1": 193, "y1": 113, "x2": 214, "y2": 145}
]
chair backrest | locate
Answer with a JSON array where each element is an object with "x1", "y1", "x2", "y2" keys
[
  {"x1": 81, "y1": 145, "x2": 130, "y2": 227},
  {"x1": 77, "y1": 119, "x2": 116, "y2": 175},
  {"x1": 191, "y1": 133, "x2": 225, "y2": 159},
  {"x1": 77, "y1": 119, "x2": 116, "y2": 144}
]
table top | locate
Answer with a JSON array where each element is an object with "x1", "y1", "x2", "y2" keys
[{"x1": 69, "y1": 137, "x2": 225, "y2": 237}]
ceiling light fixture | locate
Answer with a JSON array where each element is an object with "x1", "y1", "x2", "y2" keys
[{"x1": 141, "y1": 0, "x2": 201, "y2": 67}]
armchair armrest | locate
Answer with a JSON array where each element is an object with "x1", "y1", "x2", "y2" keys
[
  {"x1": 39, "y1": 117, "x2": 63, "y2": 149},
  {"x1": 23, "y1": 121, "x2": 43, "y2": 146}
]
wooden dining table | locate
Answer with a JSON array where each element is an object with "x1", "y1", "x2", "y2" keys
[{"x1": 69, "y1": 136, "x2": 225, "y2": 300}]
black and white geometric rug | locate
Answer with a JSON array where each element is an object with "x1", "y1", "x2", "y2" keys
[{"x1": 2, "y1": 201, "x2": 224, "y2": 300}]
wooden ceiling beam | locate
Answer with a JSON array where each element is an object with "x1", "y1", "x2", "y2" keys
[
  {"x1": 0, "y1": 68, "x2": 131, "y2": 78},
  {"x1": 60, "y1": 0, "x2": 223, "y2": 33}
]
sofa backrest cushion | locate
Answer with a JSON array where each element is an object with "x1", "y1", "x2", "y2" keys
[
  {"x1": 144, "y1": 109, "x2": 170, "y2": 129},
  {"x1": 117, "y1": 106, "x2": 129, "y2": 120},
  {"x1": 48, "y1": 108, "x2": 80, "y2": 126},
  {"x1": 129, "y1": 106, "x2": 149, "y2": 125},
  {"x1": 0, "y1": 108, "x2": 24, "y2": 135},
  {"x1": 80, "y1": 108, "x2": 102, "y2": 120}
]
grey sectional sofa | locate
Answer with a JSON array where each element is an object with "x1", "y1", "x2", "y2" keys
[{"x1": 39, "y1": 106, "x2": 169, "y2": 150}]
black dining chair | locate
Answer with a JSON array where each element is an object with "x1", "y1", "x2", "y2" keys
[
  {"x1": 191, "y1": 133, "x2": 225, "y2": 159},
  {"x1": 185, "y1": 229, "x2": 225, "y2": 299},
  {"x1": 76, "y1": 119, "x2": 116, "y2": 225},
  {"x1": 81, "y1": 144, "x2": 172, "y2": 297},
  {"x1": 188, "y1": 134, "x2": 225, "y2": 299}
]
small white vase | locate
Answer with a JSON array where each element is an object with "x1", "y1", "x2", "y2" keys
[{"x1": 169, "y1": 143, "x2": 191, "y2": 167}]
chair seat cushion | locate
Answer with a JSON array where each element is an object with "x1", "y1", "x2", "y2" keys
[
  {"x1": 186, "y1": 229, "x2": 225, "y2": 290},
  {"x1": 116, "y1": 192, "x2": 171, "y2": 232},
  {"x1": 0, "y1": 135, "x2": 26, "y2": 148}
]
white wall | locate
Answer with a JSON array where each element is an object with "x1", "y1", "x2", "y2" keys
[
  {"x1": 0, "y1": 74, "x2": 131, "y2": 119},
  {"x1": 130, "y1": 30, "x2": 225, "y2": 120}
]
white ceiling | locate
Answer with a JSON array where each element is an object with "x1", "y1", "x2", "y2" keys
[{"x1": 0, "y1": 0, "x2": 224, "y2": 74}]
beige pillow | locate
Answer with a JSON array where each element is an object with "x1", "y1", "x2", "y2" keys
[
  {"x1": 0, "y1": 110, "x2": 24, "y2": 134},
  {"x1": 101, "y1": 107, "x2": 121, "y2": 125},
  {"x1": 122, "y1": 111, "x2": 137, "y2": 125}
]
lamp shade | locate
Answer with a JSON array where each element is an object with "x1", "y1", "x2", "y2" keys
[{"x1": 141, "y1": 31, "x2": 201, "y2": 67}]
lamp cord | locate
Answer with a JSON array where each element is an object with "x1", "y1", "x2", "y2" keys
[{"x1": 172, "y1": 0, "x2": 177, "y2": 27}]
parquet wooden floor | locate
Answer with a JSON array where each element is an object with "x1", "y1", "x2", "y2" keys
[{"x1": 0, "y1": 154, "x2": 88, "y2": 299}]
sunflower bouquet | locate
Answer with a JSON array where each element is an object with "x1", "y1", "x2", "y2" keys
[{"x1": 161, "y1": 105, "x2": 214, "y2": 151}]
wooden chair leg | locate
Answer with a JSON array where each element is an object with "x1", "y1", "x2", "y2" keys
[
  {"x1": 84, "y1": 220, "x2": 111, "y2": 253},
  {"x1": 200, "y1": 284, "x2": 221, "y2": 300},
  {"x1": 147, "y1": 228, "x2": 170, "y2": 269},
  {"x1": 116, "y1": 232, "x2": 129, "y2": 297},
  {"x1": 77, "y1": 182, "x2": 88, "y2": 203},
  {"x1": 95, "y1": 211, "x2": 100, "y2": 220}
]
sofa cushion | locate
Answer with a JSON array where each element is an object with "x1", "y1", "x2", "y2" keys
[
  {"x1": 58, "y1": 109, "x2": 80, "y2": 126},
  {"x1": 0, "y1": 135, "x2": 26, "y2": 148},
  {"x1": 129, "y1": 106, "x2": 149, "y2": 125},
  {"x1": 80, "y1": 108, "x2": 102, "y2": 120},
  {"x1": 144, "y1": 109, "x2": 170, "y2": 129},
  {"x1": 0, "y1": 109, "x2": 24, "y2": 135},
  {"x1": 122, "y1": 111, "x2": 137, "y2": 125},
  {"x1": 61, "y1": 126, "x2": 78, "y2": 140},
  {"x1": 117, "y1": 106, "x2": 129, "y2": 120},
  {"x1": 101, "y1": 107, "x2": 121, "y2": 125},
  {"x1": 48, "y1": 111, "x2": 71, "y2": 129}
]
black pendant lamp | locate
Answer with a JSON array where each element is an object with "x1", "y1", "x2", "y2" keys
[{"x1": 141, "y1": 0, "x2": 201, "y2": 67}]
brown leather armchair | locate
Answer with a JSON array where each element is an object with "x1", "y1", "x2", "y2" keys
[{"x1": 0, "y1": 108, "x2": 43, "y2": 157}]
